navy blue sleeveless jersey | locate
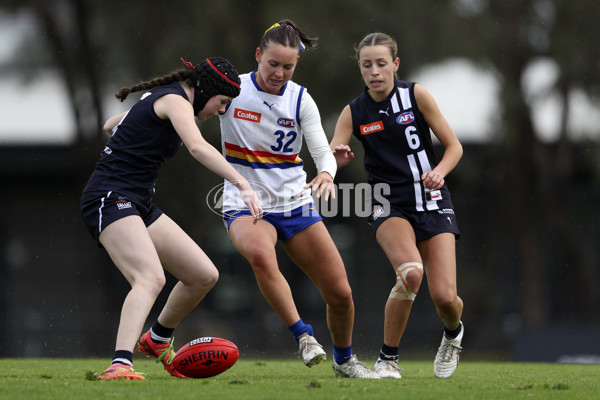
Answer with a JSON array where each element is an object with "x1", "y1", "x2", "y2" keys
[
  {"x1": 82, "y1": 82, "x2": 186, "y2": 202},
  {"x1": 349, "y1": 80, "x2": 454, "y2": 212}
]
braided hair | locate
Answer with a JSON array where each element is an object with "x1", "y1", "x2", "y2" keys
[{"x1": 115, "y1": 57, "x2": 241, "y2": 115}]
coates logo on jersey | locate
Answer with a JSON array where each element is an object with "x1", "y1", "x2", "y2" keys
[
  {"x1": 234, "y1": 108, "x2": 261, "y2": 123},
  {"x1": 277, "y1": 118, "x2": 296, "y2": 128},
  {"x1": 360, "y1": 121, "x2": 384, "y2": 135},
  {"x1": 397, "y1": 111, "x2": 415, "y2": 125}
]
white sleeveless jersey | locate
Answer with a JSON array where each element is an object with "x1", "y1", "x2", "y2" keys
[{"x1": 219, "y1": 72, "x2": 335, "y2": 213}]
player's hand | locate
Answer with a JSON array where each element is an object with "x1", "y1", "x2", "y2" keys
[
  {"x1": 332, "y1": 144, "x2": 354, "y2": 168},
  {"x1": 305, "y1": 171, "x2": 335, "y2": 201},
  {"x1": 421, "y1": 170, "x2": 445, "y2": 190},
  {"x1": 239, "y1": 185, "x2": 263, "y2": 224}
]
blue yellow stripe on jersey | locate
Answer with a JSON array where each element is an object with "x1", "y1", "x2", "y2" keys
[{"x1": 225, "y1": 142, "x2": 304, "y2": 169}]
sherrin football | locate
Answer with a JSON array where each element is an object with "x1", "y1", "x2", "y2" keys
[{"x1": 173, "y1": 337, "x2": 239, "y2": 378}]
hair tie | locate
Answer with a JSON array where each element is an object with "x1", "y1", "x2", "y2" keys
[
  {"x1": 180, "y1": 57, "x2": 195, "y2": 70},
  {"x1": 263, "y1": 22, "x2": 305, "y2": 51},
  {"x1": 205, "y1": 58, "x2": 241, "y2": 88},
  {"x1": 264, "y1": 22, "x2": 280, "y2": 34}
]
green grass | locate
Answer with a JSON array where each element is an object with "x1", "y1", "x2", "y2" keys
[{"x1": 0, "y1": 358, "x2": 599, "y2": 400}]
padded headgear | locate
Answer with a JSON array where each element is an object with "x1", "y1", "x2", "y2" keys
[{"x1": 181, "y1": 57, "x2": 241, "y2": 114}]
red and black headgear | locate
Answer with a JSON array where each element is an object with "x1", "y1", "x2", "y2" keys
[{"x1": 180, "y1": 57, "x2": 241, "y2": 114}]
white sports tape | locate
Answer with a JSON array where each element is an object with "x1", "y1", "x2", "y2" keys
[{"x1": 389, "y1": 262, "x2": 423, "y2": 301}]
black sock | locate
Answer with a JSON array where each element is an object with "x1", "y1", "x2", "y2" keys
[
  {"x1": 112, "y1": 350, "x2": 133, "y2": 366},
  {"x1": 379, "y1": 343, "x2": 399, "y2": 362},
  {"x1": 151, "y1": 321, "x2": 174, "y2": 343},
  {"x1": 444, "y1": 322, "x2": 462, "y2": 339}
]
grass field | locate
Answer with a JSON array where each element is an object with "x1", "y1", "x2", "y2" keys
[{"x1": 1, "y1": 358, "x2": 599, "y2": 400}]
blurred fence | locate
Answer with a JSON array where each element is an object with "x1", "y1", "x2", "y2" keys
[{"x1": 1, "y1": 141, "x2": 599, "y2": 362}]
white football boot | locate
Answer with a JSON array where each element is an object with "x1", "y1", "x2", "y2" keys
[
  {"x1": 374, "y1": 359, "x2": 403, "y2": 379},
  {"x1": 433, "y1": 322, "x2": 464, "y2": 378},
  {"x1": 298, "y1": 333, "x2": 327, "y2": 367},
  {"x1": 333, "y1": 354, "x2": 381, "y2": 379}
]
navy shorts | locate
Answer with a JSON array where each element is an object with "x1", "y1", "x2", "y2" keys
[
  {"x1": 80, "y1": 190, "x2": 163, "y2": 245},
  {"x1": 223, "y1": 203, "x2": 322, "y2": 242},
  {"x1": 367, "y1": 204, "x2": 460, "y2": 241}
]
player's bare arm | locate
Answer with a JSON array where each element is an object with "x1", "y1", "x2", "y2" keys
[
  {"x1": 330, "y1": 105, "x2": 355, "y2": 168},
  {"x1": 414, "y1": 84, "x2": 463, "y2": 189}
]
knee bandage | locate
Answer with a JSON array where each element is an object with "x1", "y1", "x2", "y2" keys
[{"x1": 389, "y1": 262, "x2": 423, "y2": 301}]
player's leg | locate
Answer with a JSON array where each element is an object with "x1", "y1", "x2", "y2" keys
[
  {"x1": 373, "y1": 217, "x2": 424, "y2": 378},
  {"x1": 284, "y1": 222, "x2": 378, "y2": 378},
  {"x1": 229, "y1": 216, "x2": 330, "y2": 367},
  {"x1": 228, "y1": 217, "x2": 301, "y2": 325},
  {"x1": 229, "y1": 218, "x2": 326, "y2": 367},
  {"x1": 148, "y1": 214, "x2": 219, "y2": 328},
  {"x1": 136, "y1": 213, "x2": 219, "y2": 378},
  {"x1": 376, "y1": 217, "x2": 424, "y2": 345},
  {"x1": 418, "y1": 232, "x2": 463, "y2": 378},
  {"x1": 417, "y1": 233, "x2": 462, "y2": 333},
  {"x1": 99, "y1": 215, "x2": 166, "y2": 375},
  {"x1": 284, "y1": 221, "x2": 353, "y2": 346}
]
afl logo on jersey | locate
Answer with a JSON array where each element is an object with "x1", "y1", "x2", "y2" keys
[
  {"x1": 396, "y1": 111, "x2": 415, "y2": 125},
  {"x1": 234, "y1": 108, "x2": 261, "y2": 123},
  {"x1": 277, "y1": 118, "x2": 296, "y2": 128},
  {"x1": 360, "y1": 121, "x2": 384, "y2": 135}
]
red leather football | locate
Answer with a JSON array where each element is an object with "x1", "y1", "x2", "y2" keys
[{"x1": 172, "y1": 337, "x2": 239, "y2": 378}]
